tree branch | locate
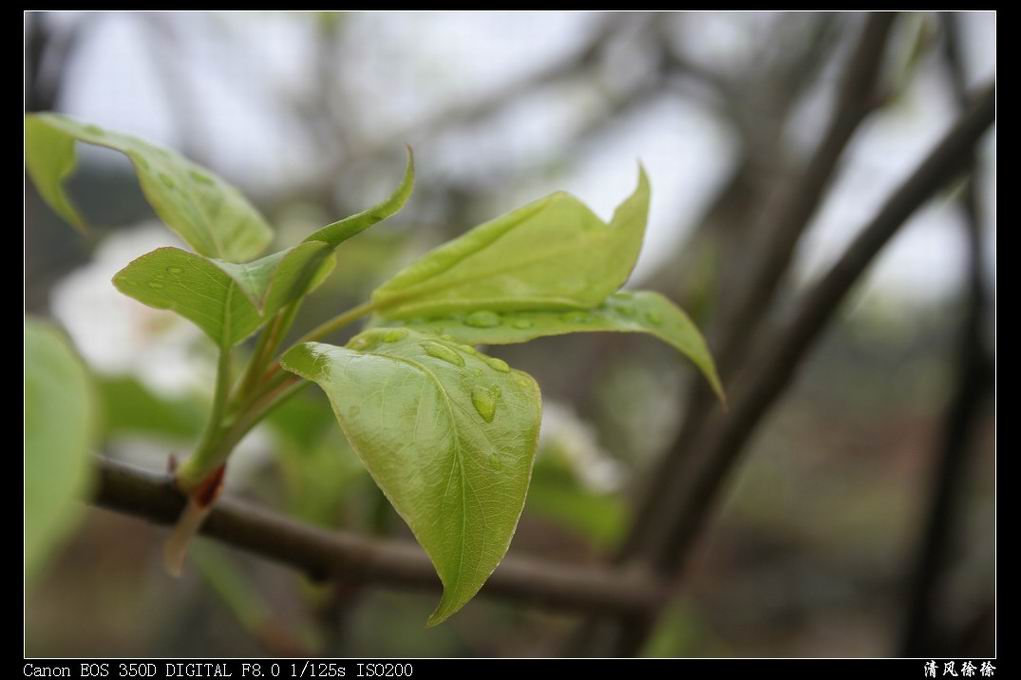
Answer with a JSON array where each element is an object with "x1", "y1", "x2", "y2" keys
[
  {"x1": 898, "y1": 14, "x2": 993, "y2": 656},
  {"x1": 621, "y1": 9, "x2": 899, "y2": 572},
  {"x1": 602, "y1": 82, "x2": 994, "y2": 656},
  {"x1": 90, "y1": 457, "x2": 664, "y2": 618}
]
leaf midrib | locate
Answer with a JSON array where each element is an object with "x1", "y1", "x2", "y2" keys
[
  {"x1": 376, "y1": 224, "x2": 626, "y2": 314},
  {"x1": 368, "y1": 351, "x2": 474, "y2": 601}
]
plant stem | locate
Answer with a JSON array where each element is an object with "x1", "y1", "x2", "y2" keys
[
  {"x1": 293, "y1": 300, "x2": 376, "y2": 347},
  {"x1": 177, "y1": 300, "x2": 373, "y2": 492},
  {"x1": 176, "y1": 346, "x2": 233, "y2": 492},
  {"x1": 237, "y1": 313, "x2": 284, "y2": 401},
  {"x1": 258, "y1": 300, "x2": 376, "y2": 386}
]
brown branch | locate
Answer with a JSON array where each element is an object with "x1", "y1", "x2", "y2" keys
[
  {"x1": 602, "y1": 82, "x2": 994, "y2": 657},
  {"x1": 898, "y1": 14, "x2": 993, "y2": 656},
  {"x1": 621, "y1": 11, "x2": 899, "y2": 567},
  {"x1": 90, "y1": 456, "x2": 665, "y2": 618}
]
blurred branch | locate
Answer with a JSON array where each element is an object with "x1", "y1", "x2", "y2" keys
[
  {"x1": 90, "y1": 457, "x2": 665, "y2": 618},
  {"x1": 603, "y1": 82, "x2": 994, "y2": 656},
  {"x1": 620, "y1": 82, "x2": 988, "y2": 653},
  {"x1": 899, "y1": 14, "x2": 993, "y2": 656},
  {"x1": 622, "y1": 11, "x2": 899, "y2": 568},
  {"x1": 26, "y1": 13, "x2": 94, "y2": 112},
  {"x1": 140, "y1": 14, "x2": 209, "y2": 165}
]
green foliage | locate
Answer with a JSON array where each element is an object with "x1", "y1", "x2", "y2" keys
[
  {"x1": 111, "y1": 242, "x2": 335, "y2": 348},
  {"x1": 25, "y1": 113, "x2": 272, "y2": 262},
  {"x1": 392, "y1": 290, "x2": 724, "y2": 402},
  {"x1": 110, "y1": 149, "x2": 414, "y2": 348},
  {"x1": 25, "y1": 115, "x2": 721, "y2": 625},
  {"x1": 96, "y1": 375, "x2": 205, "y2": 441},
  {"x1": 526, "y1": 452, "x2": 628, "y2": 550},
  {"x1": 372, "y1": 167, "x2": 649, "y2": 318},
  {"x1": 25, "y1": 320, "x2": 96, "y2": 581},
  {"x1": 281, "y1": 329, "x2": 541, "y2": 625}
]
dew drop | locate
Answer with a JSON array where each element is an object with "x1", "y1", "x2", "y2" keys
[
  {"x1": 511, "y1": 318, "x2": 534, "y2": 329},
  {"x1": 471, "y1": 386, "x2": 500, "y2": 423},
  {"x1": 644, "y1": 309, "x2": 664, "y2": 325},
  {"x1": 166, "y1": 266, "x2": 183, "y2": 275},
  {"x1": 188, "y1": 169, "x2": 214, "y2": 185},
  {"x1": 422, "y1": 341, "x2": 464, "y2": 366},
  {"x1": 562, "y1": 311, "x2": 593, "y2": 324},
  {"x1": 382, "y1": 328, "x2": 408, "y2": 343},
  {"x1": 616, "y1": 305, "x2": 635, "y2": 318},
  {"x1": 348, "y1": 336, "x2": 374, "y2": 351},
  {"x1": 158, "y1": 173, "x2": 176, "y2": 189},
  {"x1": 464, "y1": 310, "x2": 501, "y2": 328},
  {"x1": 484, "y1": 356, "x2": 510, "y2": 373},
  {"x1": 148, "y1": 281, "x2": 165, "y2": 289}
]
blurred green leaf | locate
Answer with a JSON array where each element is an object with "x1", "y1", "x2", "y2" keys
[
  {"x1": 191, "y1": 543, "x2": 322, "y2": 655},
  {"x1": 25, "y1": 320, "x2": 96, "y2": 580},
  {"x1": 25, "y1": 113, "x2": 272, "y2": 262},
  {"x1": 281, "y1": 328, "x2": 541, "y2": 625},
  {"x1": 264, "y1": 391, "x2": 337, "y2": 452},
  {"x1": 96, "y1": 375, "x2": 205, "y2": 441},
  {"x1": 372, "y1": 166, "x2": 649, "y2": 319},
  {"x1": 393, "y1": 290, "x2": 724, "y2": 402},
  {"x1": 526, "y1": 453, "x2": 627, "y2": 549}
]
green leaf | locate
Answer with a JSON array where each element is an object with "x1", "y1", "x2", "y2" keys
[
  {"x1": 527, "y1": 453, "x2": 627, "y2": 549},
  {"x1": 371, "y1": 165, "x2": 649, "y2": 319},
  {"x1": 111, "y1": 149, "x2": 415, "y2": 347},
  {"x1": 302, "y1": 146, "x2": 415, "y2": 246},
  {"x1": 112, "y1": 243, "x2": 334, "y2": 348},
  {"x1": 281, "y1": 328, "x2": 542, "y2": 625},
  {"x1": 25, "y1": 320, "x2": 96, "y2": 580},
  {"x1": 388, "y1": 290, "x2": 725, "y2": 403},
  {"x1": 25, "y1": 113, "x2": 272, "y2": 262},
  {"x1": 96, "y1": 375, "x2": 206, "y2": 441}
]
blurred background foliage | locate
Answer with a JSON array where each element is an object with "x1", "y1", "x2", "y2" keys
[{"x1": 25, "y1": 11, "x2": 994, "y2": 657}]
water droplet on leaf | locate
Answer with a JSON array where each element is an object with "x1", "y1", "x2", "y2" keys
[
  {"x1": 148, "y1": 281, "x2": 164, "y2": 289},
  {"x1": 188, "y1": 170, "x2": 214, "y2": 185},
  {"x1": 471, "y1": 386, "x2": 500, "y2": 423},
  {"x1": 484, "y1": 356, "x2": 510, "y2": 373},
  {"x1": 464, "y1": 310, "x2": 501, "y2": 328},
  {"x1": 562, "y1": 311, "x2": 593, "y2": 324},
  {"x1": 511, "y1": 318, "x2": 533, "y2": 329},
  {"x1": 382, "y1": 328, "x2": 408, "y2": 343},
  {"x1": 167, "y1": 266, "x2": 183, "y2": 275},
  {"x1": 422, "y1": 341, "x2": 464, "y2": 366}
]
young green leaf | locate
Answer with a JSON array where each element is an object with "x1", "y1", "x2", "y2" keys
[
  {"x1": 111, "y1": 149, "x2": 415, "y2": 347},
  {"x1": 25, "y1": 320, "x2": 96, "y2": 581},
  {"x1": 385, "y1": 291, "x2": 725, "y2": 403},
  {"x1": 25, "y1": 113, "x2": 272, "y2": 263},
  {"x1": 111, "y1": 244, "x2": 333, "y2": 348},
  {"x1": 281, "y1": 329, "x2": 542, "y2": 625},
  {"x1": 371, "y1": 166, "x2": 649, "y2": 319}
]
